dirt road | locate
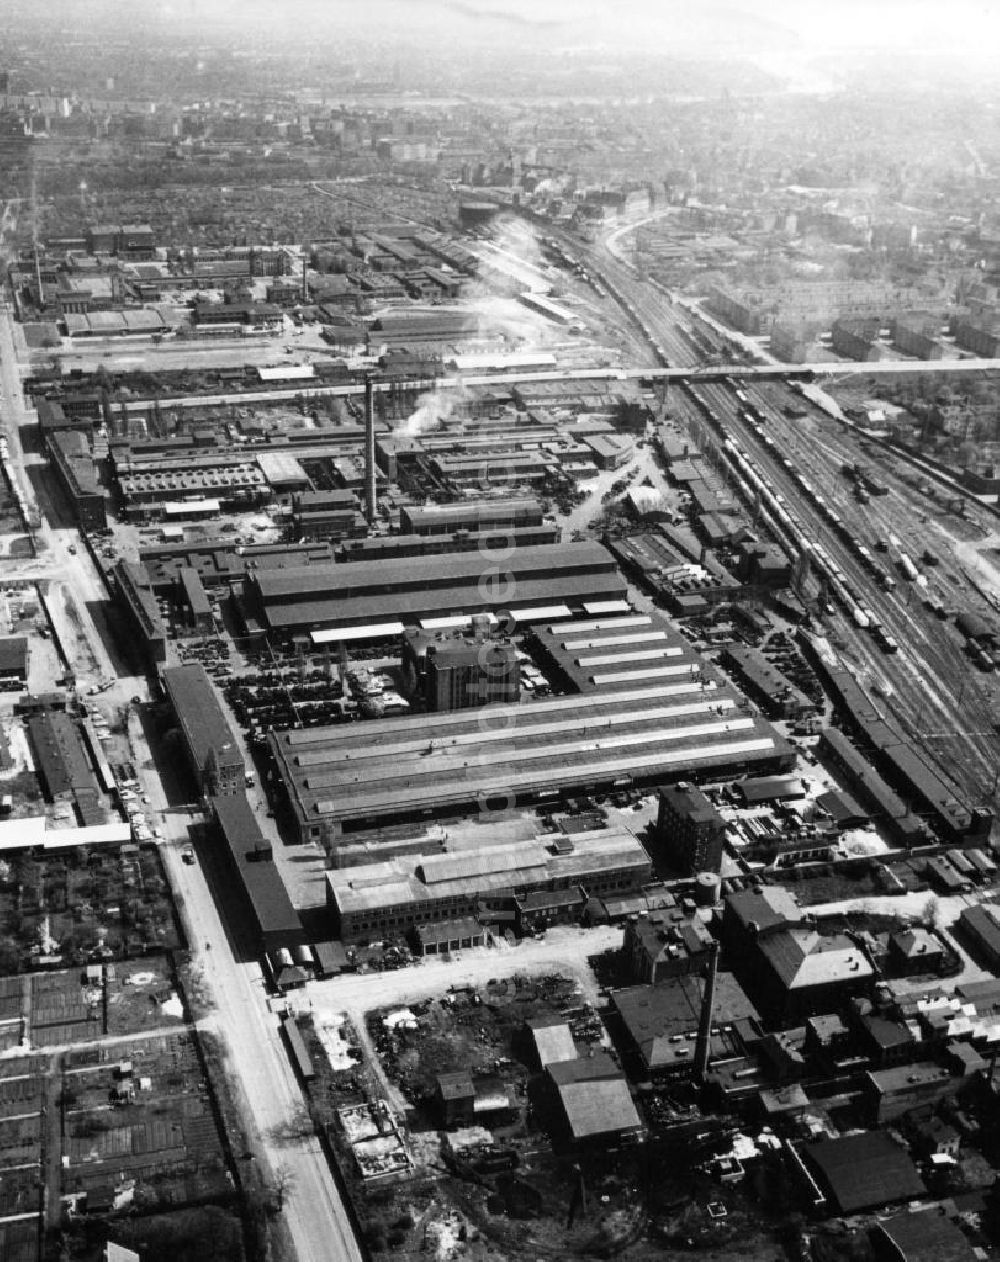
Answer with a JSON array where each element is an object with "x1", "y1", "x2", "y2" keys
[{"x1": 299, "y1": 923, "x2": 623, "y2": 1033}]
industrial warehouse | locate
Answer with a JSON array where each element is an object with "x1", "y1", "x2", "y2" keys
[
  {"x1": 239, "y1": 541, "x2": 628, "y2": 641},
  {"x1": 528, "y1": 609, "x2": 697, "y2": 693},
  {"x1": 268, "y1": 675, "x2": 793, "y2": 845},
  {"x1": 326, "y1": 826, "x2": 652, "y2": 942}
]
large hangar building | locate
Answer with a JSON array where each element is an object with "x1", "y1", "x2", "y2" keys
[
  {"x1": 240, "y1": 541, "x2": 627, "y2": 642},
  {"x1": 269, "y1": 679, "x2": 794, "y2": 846}
]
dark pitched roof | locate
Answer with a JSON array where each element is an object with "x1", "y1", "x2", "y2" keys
[
  {"x1": 547, "y1": 1051, "x2": 621, "y2": 1087},
  {"x1": 803, "y1": 1131, "x2": 925, "y2": 1214},
  {"x1": 875, "y1": 1210, "x2": 976, "y2": 1262}
]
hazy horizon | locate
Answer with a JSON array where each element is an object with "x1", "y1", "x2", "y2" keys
[{"x1": 6, "y1": 0, "x2": 1000, "y2": 65}]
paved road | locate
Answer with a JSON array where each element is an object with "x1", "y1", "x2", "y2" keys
[
  {"x1": 163, "y1": 833, "x2": 362, "y2": 1262},
  {"x1": 127, "y1": 712, "x2": 362, "y2": 1262},
  {"x1": 1, "y1": 299, "x2": 362, "y2": 1262}
]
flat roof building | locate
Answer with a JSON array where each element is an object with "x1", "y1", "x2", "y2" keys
[
  {"x1": 611, "y1": 975, "x2": 759, "y2": 1077},
  {"x1": 112, "y1": 561, "x2": 167, "y2": 666},
  {"x1": 656, "y1": 783, "x2": 726, "y2": 876},
  {"x1": 47, "y1": 429, "x2": 106, "y2": 531},
  {"x1": 209, "y1": 794, "x2": 303, "y2": 953},
  {"x1": 401, "y1": 626, "x2": 519, "y2": 712},
  {"x1": 865, "y1": 1061, "x2": 962, "y2": 1124},
  {"x1": 621, "y1": 904, "x2": 714, "y2": 984},
  {"x1": 400, "y1": 498, "x2": 543, "y2": 535},
  {"x1": 326, "y1": 827, "x2": 652, "y2": 943},
  {"x1": 0, "y1": 636, "x2": 28, "y2": 686},
  {"x1": 718, "y1": 644, "x2": 817, "y2": 720},
  {"x1": 956, "y1": 903, "x2": 1000, "y2": 970},
  {"x1": 26, "y1": 710, "x2": 104, "y2": 825}
]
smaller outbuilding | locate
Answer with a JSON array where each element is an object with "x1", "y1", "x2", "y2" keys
[
  {"x1": 412, "y1": 917, "x2": 488, "y2": 957},
  {"x1": 0, "y1": 636, "x2": 28, "y2": 689},
  {"x1": 547, "y1": 1052, "x2": 643, "y2": 1147},
  {"x1": 526, "y1": 1017, "x2": 577, "y2": 1069},
  {"x1": 733, "y1": 775, "x2": 806, "y2": 806}
]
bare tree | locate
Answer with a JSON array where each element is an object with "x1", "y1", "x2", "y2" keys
[
  {"x1": 272, "y1": 1164, "x2": 295, "y2": 1214},
  {"x1": 921, "y1": 895, "x2": 941, "y2": 931},
  {"x1": 267, "y1": 1102, "x2": 315, "y2": 1147}
]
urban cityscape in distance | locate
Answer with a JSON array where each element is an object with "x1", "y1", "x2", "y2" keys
[{"x1": 4, "y1": 2, "x2": 1000, "y2": 1260}]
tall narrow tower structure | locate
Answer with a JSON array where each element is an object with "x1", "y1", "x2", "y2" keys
[
  {"x1": 364, "y1": 376, "x2": 377, "y2": 526},
  {"x1": 694, "y1": 939, "x2": 720, "y2": 1082}
]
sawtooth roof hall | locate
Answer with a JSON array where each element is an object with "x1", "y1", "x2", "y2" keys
[
  {"x1": 240, "y1": 541, "x2": 627, "y2": 638},
  {"x1": 270, "y1": 681, "x2": 794, "y2": 844}
]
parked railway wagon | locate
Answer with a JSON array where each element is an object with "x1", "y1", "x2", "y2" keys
[
  {"x1": 947, "y1": 849, "x2": 975, "y2": 878},
  {"x1": 966, "y1": 849, "x2": 998, "y2": 879},
  {"x1": 925, "y1": 853, "x2": 972, "y2": 893},
  {"x1": 872, "y1": 625, "x2": 899, "y2": 654}
]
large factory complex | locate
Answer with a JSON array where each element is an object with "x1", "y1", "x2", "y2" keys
[
  {"x1": 31, "y1": 333, "x2": 987, "y2": 976},
  {"x1": 12, "y1": 21, "x2": 1000, "y2": 1261}
]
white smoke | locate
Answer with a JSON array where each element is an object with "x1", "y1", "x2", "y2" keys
[
  {"x1": 461, "y1": 214, "x2": 566, "y2": 349},
  {"x1": 404, "y1": 382, "x2": 470, "y2": 437},
  {"x1": 400, "y1": 216, "x2": 576, "y2": 436}
]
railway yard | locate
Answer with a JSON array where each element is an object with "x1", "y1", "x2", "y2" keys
[{"x1": 677, "y1": 376, "x2": 1000, "y2": 811}]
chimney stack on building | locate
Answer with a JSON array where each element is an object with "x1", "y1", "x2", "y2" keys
[
  {"x1": 364, "y1": 376, "x2": 377, "y2": 526},
  {"x1": 694, "y1": 938, "x2": 720, "y2": 1082}
]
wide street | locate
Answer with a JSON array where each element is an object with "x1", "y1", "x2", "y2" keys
[{"x1": 0, "y1": 299, "x2": 362, "y2": 1262}]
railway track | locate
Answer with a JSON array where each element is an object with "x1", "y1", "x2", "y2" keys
[{"x1": 686, "y1": 378, "x2": 999, "y2": 805}]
